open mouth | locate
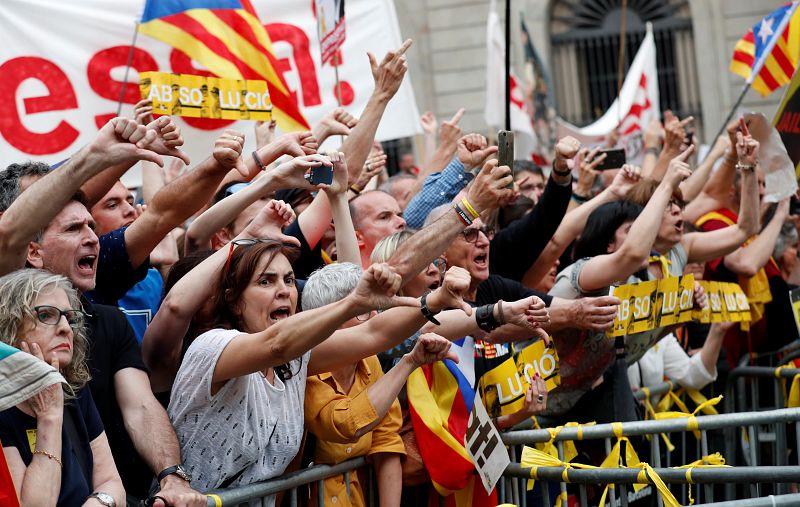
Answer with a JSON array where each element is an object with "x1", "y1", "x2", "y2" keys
[
  {"x1": 674, "y1": 220, "x2": 684, "y2": 233},
  {"x1": 428, "y1": 279, "x2": 440, "y2": 291},
  {"x1": 77, "y1": 255, "x2": 96, "y2": 274},
  {"x1": 474, "y1": 253, "x2": 488, "y2": 268},
  {"x1": 269, "y1": 307, "x2": 291, "y2": 322}
]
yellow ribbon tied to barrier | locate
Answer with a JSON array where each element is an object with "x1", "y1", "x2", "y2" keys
[
  {"x1": 674, "y1": 452, "x2": 729, "y2": 505},
  {"x1": 641, "y1": 386, "x2": 677, "y2": 453},
  {"x1": 654, "y1": 394, "x2": 723, "y2": 439}
]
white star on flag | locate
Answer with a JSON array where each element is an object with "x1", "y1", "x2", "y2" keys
[{"x1": 757, "y1": 17, "x2": 775, "y2": 44}]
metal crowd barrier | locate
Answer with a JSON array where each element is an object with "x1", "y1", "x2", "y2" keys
[
  {"x1": 204, "y1": 457, "x2": 367, "y2": 507},
  {"x1": 498, "y1": 408, "x2": 800, "y2": 507}
]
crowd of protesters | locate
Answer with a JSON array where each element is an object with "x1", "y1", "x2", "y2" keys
[{"x1": 0, "y1": 38, "x2": 798, "y2": 507}]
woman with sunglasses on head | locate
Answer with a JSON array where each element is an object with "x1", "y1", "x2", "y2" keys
[
  {"x1": 0, "y1": 269, "x2": 124, "y2": 507},
  {"x1": 163, "y1": 168, "x2": 472, "y2": 503}
]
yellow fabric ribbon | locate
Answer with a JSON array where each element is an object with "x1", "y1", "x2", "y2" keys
[
  {"x1": 641, "y1": 387, "x2": 677, "y2": 452},
  {"x1": 775, "y1": 365, "x2": 800, "y2": 408},
  {"x1": 674, "y1": 452, "x2": 729, "y2": 505},
  {"x1": 534, "y1": 422, "x2": 591, "y2": 463},
  {"x1": 648, "y1": 255, "x2": 672, "y2": 277},
  {"x1": 654, "y1": 394, "x2": 723, "y2": 439}
]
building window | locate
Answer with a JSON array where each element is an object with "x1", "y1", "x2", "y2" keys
[{"x1": 550, "y1": 0, "x2": 701, "y2": 129}]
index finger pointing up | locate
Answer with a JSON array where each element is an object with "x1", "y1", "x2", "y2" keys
[
  {"x1": 450, "y1": 107, "x2": 465, "y2": 124},
  {"x1": 397, "y1": 39, "x2": 413, "y2": 56},
  {"x1": 739, "y1": 117, "x2": 750, "y2": 137},
  {"x1": 676, "y1": 143, "x2": 695, "y2": 162}
]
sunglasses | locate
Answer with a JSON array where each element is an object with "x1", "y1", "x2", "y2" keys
[
  {"x1": 32, "y1": 305, "x2": 87, "y2": 328},
  {"x1": 460, "y1": 226, "x2": 495, "y2": 244}
]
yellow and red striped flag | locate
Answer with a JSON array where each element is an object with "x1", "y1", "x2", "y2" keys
[
  {"x1": 139, "y1": 0, "x2": 310, "y2": 131},
  {"x1": 730, "y1": 2, "x2": 800, "y2": 97}
]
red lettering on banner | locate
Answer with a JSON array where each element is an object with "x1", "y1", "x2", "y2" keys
[
  {"x1": 169, "y1": 49, "x2": 236, "y2": 131},
  {"x1": 267, "y1": 23, "x2": 322, "y2": 108},
  {"x1": 88, "y1": 46, "x2": 159, "y2": 128},
  {"x1": 0, "y1": 57, "x2": 79, "y2": 155}
]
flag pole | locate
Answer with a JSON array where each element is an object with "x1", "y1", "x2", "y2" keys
[
  {"x1": 334, "y1": 52, "x2": 343, "y2": 107},
  {"x1": 504, "y1": 0, "x2": 511, "y2": 131},
  {"x1": 117, "y1": 19, "x2": 140, "y2": 117},
  {"x1": 706, "y1": 82, "x2": 751, "y2": 156}
]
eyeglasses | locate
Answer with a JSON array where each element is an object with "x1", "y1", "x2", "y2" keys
[
  {"x1": 32, "y1": 305, "x2": 86, "y2": 328},
  {"x1": 432, "y1": 258, "x2": 447, "y2": 275},
  {"x1": 224, "y1": 238, "x2": 287, "y2": 275},
  {"x1": 460, "y1": 226, "x2": 495, "y2": 244}
]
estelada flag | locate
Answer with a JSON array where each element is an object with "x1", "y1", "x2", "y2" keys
[
  {"x1": 730, "y1": 2, "x2": 800, "y2": 97},
  {"x1": 407, "y1": 359, "x2": 497, "y2": 507},
  {"x1": 139, "y1": 0, "x2": 310, "y2": 131}
]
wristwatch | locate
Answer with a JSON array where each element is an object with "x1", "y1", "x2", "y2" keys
[
  {"x1": 158, "y1": 464, "x2": 193, "y2": 483},
  {"x1": 88, "y1": 492, "x2": 116, "y2": 507}
]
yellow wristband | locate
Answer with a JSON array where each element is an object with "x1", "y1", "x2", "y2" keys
[{"x1": 461, "y1": 198, "x2": 480, "y2": 220}]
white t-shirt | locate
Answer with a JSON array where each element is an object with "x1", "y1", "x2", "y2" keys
[
  {"x1": 627, "y1": 333, "x2": 716, "y2": 392},
  {"x1": 168, "y1": 328, "x2": 309, "y2": 504}
]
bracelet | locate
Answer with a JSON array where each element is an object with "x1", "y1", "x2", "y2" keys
[
  {"x1": 349, "y1": 185, "x2": 362, "y2": 195},
  {"x1": 475, "y1": 303, "x2": 501, "y2": 332},
  {"x1": 452, "y1": 203, "x2": 473, "y2": 226},
  {"x1": 420, "y1": 292, "x2": 442, "y2": 325},
  {"x1": 460, "y1": 198, "x2": 480, "y2": 220},
  {"x1": 551, "y1": 161, "x2": 571, "y2": 177},
  {"x1": 252, "y1": 150, "x2": 267, "y2": 171},
  {"x1": 736, "y1": 162, "x2": 756, "y2": 172},
  {"x1": 496, "y1": 300, "x2": 506, "y2": 325},
  {"x1": 33, "y1": 449, "x2": 62, "y2": 468},
  {"x1": 571, "y1": 193, "x2": 590, "y2": 204}
]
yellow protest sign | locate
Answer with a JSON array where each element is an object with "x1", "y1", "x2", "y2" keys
[
  {"x1": 139, "y1": 71, "x2": 272, "y2": 121},
  {"x1": 791, "y1": 288, "x2": 800, "y2": 337},
  {"x1": 479, "y1": 341, "x2": 560, "y2": 417},
  {"x1": 694, "y1": 281, "x2": 749, "y2": 324},
  {"x1": 677, "y1": 275, "x2": 696, "y2": 323},
  {"x1": 627, "y1": 279, "x2": 660, "y2": 334}
]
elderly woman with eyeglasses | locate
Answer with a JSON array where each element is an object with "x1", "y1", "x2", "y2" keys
[{"x1": 0, "y1": 269, "x2": 124, "y2": 507}]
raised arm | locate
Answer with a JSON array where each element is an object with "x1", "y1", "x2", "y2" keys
[
  {"x1": 308, "y1": 266, "x2": 472, "y2": 375},
  {"x1": 184, "y1": 154, "x2": 328, "y2": 254},
  {"x1": 723, "y1": 198, "x2": 790, "y2": 277},
  {"x1": 0, "y1": 118, "x2": 164, "y2": 275},
  {"x1": 522, "y1": 164, "x2": 642, "y2": 288},
  {"x1": 124, "y1": 130, "x2": 253, "y2": 268},
  {"x1": 324, "y1": 151, "x2": 360, "y2": 264},
  {"x1": 683, "y1": 121, "x2": 760, "y2": 263},
  {"x1": 212, "y1": 263, "x2": 420, "y2": 384},
  {"x1": 390, "y1": 158, "x2": 513, "y2": 285},
  {"x1": 649, "y1": 114, "x2": 692, "y2": 182},
  {"x1": 312, "y1": 107, "x2": 358, "y2": 145},
  {"x1": 410, "y1": 109, "x2": 463, "y2": 197},
  {"x1": 578, "y1": 151, "x2": 693, "y2": 292},
  {"x1": 341, "y1": 40, "x2": 412, "y2": 183},
  {"x1": 419, "y1": 111, "x2": 440, "y2": 168},
  {"x1": 80, "y1": 115, "x2": 190, "y2": 206},
  {"x1": 142, "y1": 200, "x2": 299, "y2": 393},
  {"x1": 679, "y1": 134, "x2": 730, "y2": 203}
]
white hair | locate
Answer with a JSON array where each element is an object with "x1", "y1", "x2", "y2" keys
[{"x1": 302, "y1": 262, "x2": 363, "y2": 310}]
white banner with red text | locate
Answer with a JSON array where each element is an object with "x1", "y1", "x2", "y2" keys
[{"x1": 0, "y1": 0, "x2": 420, "y2": 186}]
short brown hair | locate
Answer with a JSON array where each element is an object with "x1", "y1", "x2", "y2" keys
[{"x1": 625, "y1": 179, "x2": 683, "y2": 207}]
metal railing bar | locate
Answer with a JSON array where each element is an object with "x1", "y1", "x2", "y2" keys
[
  {"x1": 502, "y1": 409, "x2": 800, "y2": 445},
  {"x1": 503, "y1": 465, "x2": 800, "y2": 484},
  {"x1": 692, "y1": 493, "x2": 800, "y2": 506},
  {"x1": 204, "y1": 457, "x2": 367, "y2": 506}
]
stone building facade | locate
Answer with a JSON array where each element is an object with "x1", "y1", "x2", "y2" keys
[{"x1": 394, "y1": 0, "x2": 789, "y2": 146}]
